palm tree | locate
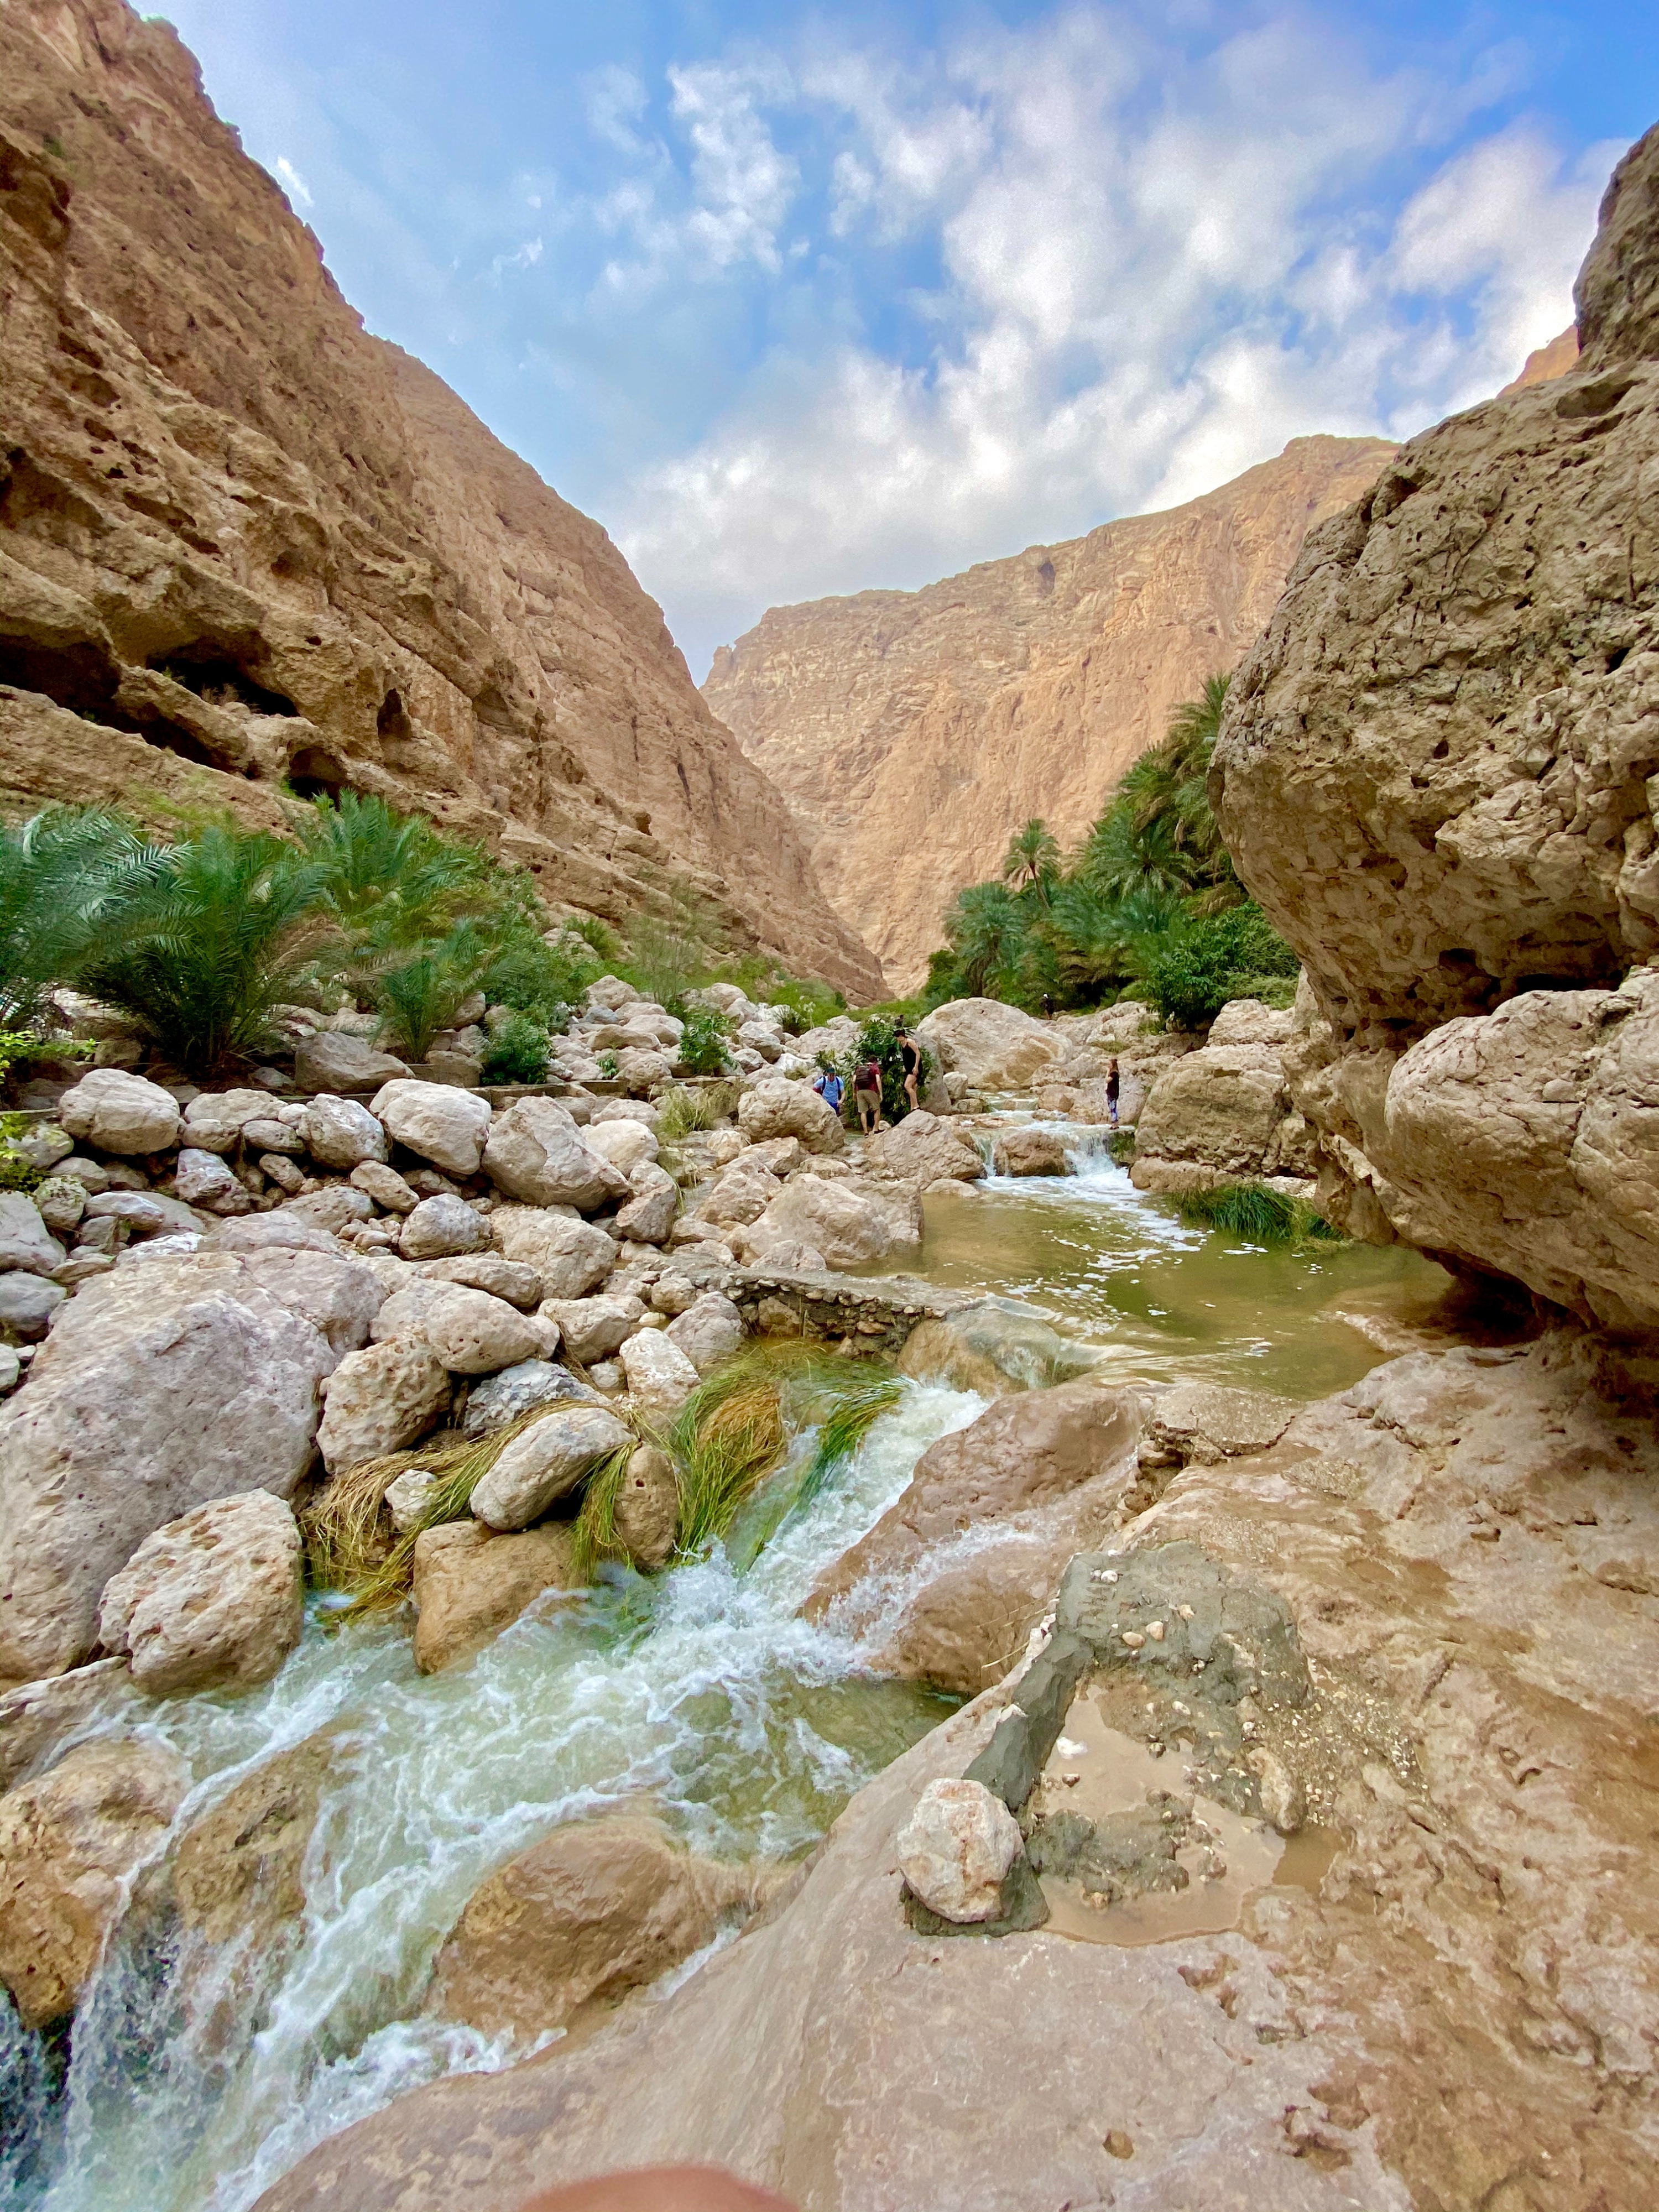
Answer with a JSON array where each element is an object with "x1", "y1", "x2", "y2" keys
[
  {"x1": 293, "y1": 790, "x2": 497, "y2": 953},
  {"x1": 80, "y1": 828, "x2": 335, "y2": 1076},
  {"x1": 1078, "y1": 674, "x2": 1239, "y2": 905},
  {"x1": 0, "y1": 808, "x2": 153, "y2": 1029},
  {"x1": 944, "y1": 880, "x2": 1026, "y2": 998},
  {"x1": 1000, "y1": 817, "x2": 1061, "y2": 900}
]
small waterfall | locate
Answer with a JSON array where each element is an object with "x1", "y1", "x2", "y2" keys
[{"x1": 2, "y1": 1383, "x2": 985, "y2": 2212}]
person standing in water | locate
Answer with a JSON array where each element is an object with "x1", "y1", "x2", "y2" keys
[
  {"x1": 1106, "y1": 1057, "x2": 1121, "y2": 1126},
  {"x1": 894, "y1": 1022, "x2": 922, "y2": 1114}
]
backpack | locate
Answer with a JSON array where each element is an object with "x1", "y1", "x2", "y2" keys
[{"x1": 858, "y1": 1060, "x2": 881, "y2": 1091}]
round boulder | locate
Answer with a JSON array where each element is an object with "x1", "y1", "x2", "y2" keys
[
  {"x1": 896, "y1": 1776, "x2": 1023, "y2": 1923},
  {"x1": 58, "y1": 1068, "x2": 181, "y2": 1155}
]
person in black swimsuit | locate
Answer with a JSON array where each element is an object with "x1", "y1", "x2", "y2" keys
[
  {"x1": 894, "y1": 1022, "x2": 922, "y2": 1114},
  {"x1": 1106, "y1": 1057, "x2": 1121, "y2": 1126}
]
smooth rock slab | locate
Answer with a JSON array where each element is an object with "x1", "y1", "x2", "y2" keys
[
  {"x1": 96, "y1": 1491, "x2": 303, "y2": 1695},
  {"x1": 896, "y1": 1776, "x2": 1023, "y2": 1922},
  {"x1": 469, "y1": 1405, "x2": 633, "y2": 1531}
]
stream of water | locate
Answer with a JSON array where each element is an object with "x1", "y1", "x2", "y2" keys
[{"x1": 1, "y1": 1136, "x2": 1447, "y2": 2212}]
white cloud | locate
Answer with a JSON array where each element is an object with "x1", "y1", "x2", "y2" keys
[
  {"x1": 608, "y1": 11, "x2": 1609, "y2": 667},
  {"x1": 274, "y1": 155, "x2": 313, "y2": 208}
]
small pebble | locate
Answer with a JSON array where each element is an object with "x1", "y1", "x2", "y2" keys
[
  {"x1": 1121, "y1": 1630, "x2": 1145, "y2": 1650},
  {"x1": 1147, "y1": 1619, "x2": 1165, "y2": 1641},
  {"x1": 1103, "y1": 2130, "x2": 1134, "y2": 2161},
  {"x1": 1177, "y1": 1604, "x2": 1194, "y2": 1620},
  {"x1": 1103, "y1": 1569, "x2": 1119, "y2": 1583}
]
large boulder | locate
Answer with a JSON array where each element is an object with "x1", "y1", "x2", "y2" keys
[
  {"x1": 171, "y1": 1147, "x2": 253, "y2": 1213},
  {"x1": 482, "y1": 1098, "x2": 630, "y2": 1211},
  {"x1": 468, "y1": 1404, "x2": 633, "y2": 1531},
  {"x1": 0, "y1": 1738, "x2": 189, "y2": 2028},
  {"x1": 223, "y1": 1244, "x2": 388, "y2": 1358},
  {"x1": 583, "y1": 1118, "x2": 659, "y2": 1174},
  {"x1": 371, "y1": 1080, "x2": 492, "y2": 1177},
  {"x1": 691, "y1": 1157, "x2": 782, "y2": 1232},
  {"x1": 743, "y1": 1176, "x2": 895, "y2": 1269},
  {"x1": 915, "y1": 999, "x2": 1061, "y2": 1091},
  {"x1": 1130, "y1": 1044, "x2": 1297, "y2": 1184},
  {"x1": 95, "y1": 1491, "x2": 303, "y2": 1696},
  {"x1": 1211, "y1": 124, "x2": 1659, "y2": 1323},
  {"x1": 418, "y1": 1254, "x2": 541, "y2": 1308},
  {"x1": 990, "y1": 1124, "x2": 1072, "y2": 1177},
  {"x1": 863, "y1": 1110, "x2": 983, "y2": 1186},
  {"x1": 425, "y1": 1815, "x2": 761, "y2": 2041},
  {"x1": 398, "y1": 1195, "x2": 493, "y2": 1261},
  {"x1": 316, "y1": 1338, "x2": 450, "y2": 1474},
  {"x1": 806, "y1": 1376, "x2": 1140, "y2": 1694},
  {"x1": 0, "y1": 1256, "x2": 339, "y2": 1679},
  {"x1": 538, "y1": 1294, "x2": 644, "y2": 1364},
  {"x1": 491, "y1": 1207, "x2": 617, "y2": 1300},
  {"x1": 410, "y1": 1520, "x2": 582, "y2": 1672},
  {"x1": 57, "y1": 1068, "x2": 181, "y2": 1155},
  {"x1": 381, "y1": 1283, "x2": 544, "y2": 1376},
  {"x1": 0, "y1": 1194, "x2": 66, "y2": 1278},
  {"x1": 737, "y1": 1081, "x2": 845, "y2": 1155},
  {"x1": 614, "y1": 1160, "x2": 679, "y2": 1245},
  {"x1": 300, "y1": 1093, "x2": 389, "y2": 1170},
  {"x1": 294, "y1": 1030, "x2": 409, "y2": 1093},
  {"x1": 618, "y1": 1330, "x2": 700, "y2": 1425},
  {"x1": 664, "y1": 1291, "x2": 745, "y2": 1376}
]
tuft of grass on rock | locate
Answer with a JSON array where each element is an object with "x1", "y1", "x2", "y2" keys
[
  {"x1": 570, "y1": 1439, "x2": 642, "y2": 1580},
  {"x1": 1173, "y1": 1180, "x2": 1343, "y2": 1248}
]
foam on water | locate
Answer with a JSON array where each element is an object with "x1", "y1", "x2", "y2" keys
[{"x1": 4, "y1": 1381, "x2": 984, "y2": 2212}]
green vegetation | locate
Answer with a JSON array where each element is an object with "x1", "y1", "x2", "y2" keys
[
  {"x1": 0, "y1": 807, "x2": 152, "y2": 1029},
  {"x1": 655, "y1": 1081, "x2": 740, "y2": 1140},
  {"x1": 676, "y1": 1001, "x2": 735, "y2": 1074},
  {"x1": 1172, "y1": 1180, "x2": 1342, "y2": 1247},
  {"x1": 479, "y1": 1013, "x2": 552, "y2": 1086},
  {"x1": 922, "y1": 675, "x2": 1300, "y2": 1026},
  {"x1": 0, "y1": 1110, "x2": 43, "y2": 1191},
  {"x1": 828, "y1": 1014, "x2": 934, "y2": 1123}
]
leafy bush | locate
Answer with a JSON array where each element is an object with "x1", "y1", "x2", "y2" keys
[
  {"x1": 293, "y1": 791, "x2": 497, "y2": 952},
  {"x1": 597, "y1": 1050, "x2": 620, "y2": 1081},
  {"x1": 1173, "y1": 1181, "x2": 1341, "y2": 1246},
  {"x1": 1128, "y1": 903, "x2": 1298, "y2": 1030},
  {"x1": 677, "y1": 1002, "x2": 734, "y2": 1075},
  {"x1": 79, "y1": 826, "x2": 334, "y2": 1077},
  {"x1": 0, "y1": 1110, "x2": 42, "y2": 1191},
  {"x1": 368, "y1": 920, "x2": 496, "y2": 1062},
  {"x1": 477, "y1": 932, "x2": 591, "y2": 1031},
  {"x1": 766, "y1": 974, "x2": 846, "y2": 1032},
  {"x1": 480, "y1": 1013, "x2": 552, "y2": 1084},
  {"x1": 835, "y1": 1016, "x2": 933, "y2": 1123}
]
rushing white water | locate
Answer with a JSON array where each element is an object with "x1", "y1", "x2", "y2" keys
[{"x1": 3, "y1": 1381, "x2": 983, "y2": 2212}]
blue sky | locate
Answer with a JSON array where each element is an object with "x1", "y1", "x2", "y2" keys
[{"x1": 156, "y1": 1, "x2": 1657, "y2": 675}]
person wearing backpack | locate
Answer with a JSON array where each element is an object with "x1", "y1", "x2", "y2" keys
[
  {"x1": 852, "y1": 1055, "x2": 883, "y2": 1134},
  {"x1": 813, "y1": 1062, "x2": 844, "y2": 1115}
]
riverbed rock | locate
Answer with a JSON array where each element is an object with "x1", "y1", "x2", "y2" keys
[
  {"x1": 916, "y1": 999, "x2": 1062, "y2": 1091},
  {"x1": 807, "y1": 1376, "x2": 1141, "y2": 1694},
  {"x1": 611, "y1": 1446, "x2": 681, "y2": 1570},
  {"x1": 469, "y1": 1404, "x2": 633, "y2": 1531},
  {"x1": 691, "y1": 1157, "x2": 784, "y2": 1234},
  {"x1": 417, "y1": 1254, "x2": 541, "y2": 1308},
  {"x1": 0, "y1": 1271, "x2": 65, "y2": 1341},
  {"x1": 618, "y1": 1330, "x2": 701, "y2": 1425},
  {"x1": 0, "y1": 1193, "x2": 67, "y2": 1277},
  {"x1": 371, "y1": 1081, "x2": 492, "y2": 1177},
  {"x1": 58, "y1": 1068, "x2": 181, "y2": 1155},
  {"x1": 461, "y1": 1359, "x2": 602, "y2": 1439},
  {"x1": 0, "y1": 1255, "x2": 338, "y2": 1679},
  {"x1": 897, "y1": 1299, "x2": 1098, "y2": 1397},
  {"x1": 316, "y1": 1339, "x2": 450, "y2": 1474},
  {"x1": 990, "y1": 1124, "x2": 1072, "y2": 1177},
  {"x1": 300, "y1": 1094, "x2": 389, "y2": 1170},
  {"x1": 411, "y1": 1520, "x2": 583, "y2": 1672},
  {"x1": 863, "y1": 1110, "x2": 983, "y2": 1185},
  {"x1": 612, "y1": 1161, "x2": 676, "y2": 1248},
  {"x1": 413, "y1": 1286, "x2": 544, "y2": 1376},
  {"x1": 295, "y1": 1032, "x2": 409, "y2": 1094},
  {"x1": 1130, "y1": 1041, "x2": 1302, "y2": 1187},
  {"x1": 1140, "y1": 1381, "x2": 1300, "y2": 1468},
  {"x1": 0, "y1": 1737, "x2": 189, "y2": 2028},
  {"x1": 398, "y1": 1195, "x2": 492, "y2": 1261},
  {"x1": 171, "y1": 1147, "x2": 253, "y2": 1213},
  {"x1": 539, "y1": 1293, "x2": 645, "y2": 1365},
  {"x1": 664, "y1": 1291, "x2": 744, "y2": 1377},
  {"x1": 742, "y1": 1177, "x2": 894, "y2": 1269},
  {"x1": 896, "y1": 1776, "x2": 1024, "y2": 1923},
  {"x1": 491, "y1": 1207, "x2": 617, "y2": 1300},
  {"x1": 170, "y1": 1734, "x2": 336, "y2": 1965},
  {"x1": 736, "y1": 1081, "x2": 845, "y2": 1155},
  {"x1": 225, "y1": 1245, "x2": 388, "y2": 1359},
  {"x1": 351, "y1": 1160, "x2": 420, "y2": 1214},
  {"x1": 583, "y1": 1118, "x2": 659, "y2": 1175},
  {"x1": 425, "y1": 1815, "x2": 763, "y2": 2041},
  {"x1": 95, "y1": 1491, "x2": 303, "y2": 1696},
  {"x1": 280, "y1": 1185, "x2": 375, "y2": 1237},
  {"x1": 0, "y1": 1662, "x2": 131, "y2": 1797},
  {"x1": 482, "y1": 1098, "x2": 629, "y2": 1211}
]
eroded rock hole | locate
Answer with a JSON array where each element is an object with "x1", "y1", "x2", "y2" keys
[
  {"x1": 150, "y1": 644, "x2": 297, "y2": 718},
  {"x1": 0, "y1": 633, "x2": 234, "y2": 767},
  {"x1": 287, "y1": 745, "x2": 348, "y2": 801}
]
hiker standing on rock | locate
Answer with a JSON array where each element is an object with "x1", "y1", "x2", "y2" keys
[
  {"x1": 1107, "y1": 1057, "x2": 1121, "y2": 1127},
  {"x1": 853, "y1": 1055, "x2": 883, "y2": 1135},
  {"x1": 813, "y1": 1061, "x2": 844, "y2": 1116},
  {"x1": 895, "y1": 1022, "x2": 922, "y2": 1115}
]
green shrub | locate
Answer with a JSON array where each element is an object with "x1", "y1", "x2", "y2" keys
[
  {"x1": 369, "y1": 920, "x2": 495, "y2": 1062},
  {"x1": 677, "y1": 1002, "x2": 734, "y2": 1075},
  {"x1": 0, "y1": 807, "x2": 154, "y2": 1029},
  {"x1": 0, "y1": 1110, "x2": 42, "y2": 1191},
  {"x1": 834, "y1": 1015, "x2": 933, "y2": 1123},
  {"x1": 1128, "y1": 903, "x2": 1298, "y2": 1030},
  {"x1": 597, "y1": 1050, "x2": 620, "y2": 1081},
  {"x1": 477, "y1": 933, "x2": 588, "y2": 1031},
  {"x1": 480, "y1": 1013, "x2": 551, "y2": 1084},
  {"x1": 656, "y1": 1081, "x2": 738, "y2": 1139},
  {"x1": 767, "y1": 974, "x2": 846, "y2": 1032},
  {"x1": 1173, "y1": 1181, "x2": 1341, "y2": 1246}
]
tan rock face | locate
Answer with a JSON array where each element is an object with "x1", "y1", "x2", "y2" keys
[
  {"x1": 95, "y1": 1490, "x2": 303, "y2": 1696},
  {"x1": 0, "y1": 0, "x2": 881, "y2": 1001},
  {"x1": 410, "y1": 1520, "x2": 581, "y2": 1672},
  {"x1": 425, "y1": 1815, "x2": 759, "y2": 2043},
  {"x1": 1213, "y1": 126, "x2": 1659, "y2": 1320},
  {"x1": 706, "y1": 436, "x2": 1395, "y2": 988},
  {"x1": 0, "y1": 1737, "x2": 188, "y2": 2028}
]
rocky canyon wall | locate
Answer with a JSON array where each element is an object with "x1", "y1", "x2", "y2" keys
[
  {"x1": 1214, "y1": 124, "x2": 1659, "y2": 1330},
  {"x1": 0, "y1": 0, "x2": 884, "y2": 1000},
  {"x1": 704, "y1": 435, "x2": 1396, "y2": 990}
]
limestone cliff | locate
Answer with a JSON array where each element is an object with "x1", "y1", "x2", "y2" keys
[
  {"x1": 0, "y1": 0, "x2": 883, "y2": 1000},
  {"x1": 704, "y1": 436, "x2": 1396, "y2": 990},
  {"x1": 1214, "y1": 124, "x2": 1659, "y2": 1329}
]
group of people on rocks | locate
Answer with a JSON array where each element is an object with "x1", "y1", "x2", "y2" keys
[{"x1": 812, "y1": 1023, "x2": 924, "y2": 1135}]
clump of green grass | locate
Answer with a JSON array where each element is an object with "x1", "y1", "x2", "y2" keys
[
  {"x1": 1174, "y1": 1180, "x2": 1342, "y2": 1247},
  {"x1": 571, "y1": 1439, "x2": 642, "y2": 1579},
  {"x1": 655, "y1": 1081, "x2": 739, "y2": 1140},
  {"x1": 1108, "y1": 1127, "x2": 1136, "y2": 1166}
]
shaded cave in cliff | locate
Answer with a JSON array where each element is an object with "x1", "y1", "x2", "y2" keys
[
  {"x1": 0, "y1": 631, "x2": 229, "y2": 771},
  {"x1": 149, "y1": 641, "x2": 298, "y2": 719},
  {"x1": 286, "y1": 745, "x2": 349, "y2": 801}
]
